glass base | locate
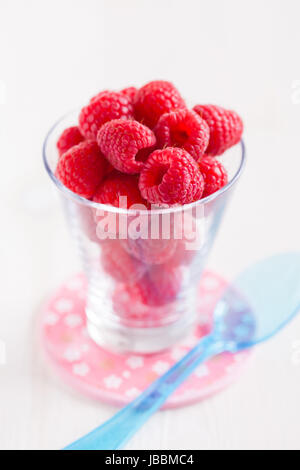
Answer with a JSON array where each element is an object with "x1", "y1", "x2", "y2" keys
[
  {"x1": 86, "y1": 308, "x2": 197, "y2": 354},
  {"x1": 40, "y1": 271, "x2": 252, "y2": 408}
]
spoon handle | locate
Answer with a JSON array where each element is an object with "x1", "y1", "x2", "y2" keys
[{"x1": 64, "y1": 334, "x2": 223, "y2": 450}]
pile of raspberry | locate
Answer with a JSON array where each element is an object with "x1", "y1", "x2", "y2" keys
[{"x1": 56, "y1": 80, "x2": 243, "y2": 207}]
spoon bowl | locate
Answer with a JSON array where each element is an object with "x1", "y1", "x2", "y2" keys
[{"x1": 216, "y1": 252, "x2": 300, "y2": 352}]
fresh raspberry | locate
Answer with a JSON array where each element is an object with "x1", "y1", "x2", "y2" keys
[
  {"x1": 90, "y1": 90, "x2": 110, "y2": 103},
  {"x1": 122, "y1": 236, "x2": 178, "y2": 266},
  {"x1": 154, "y1": 109, "x2": 209, "y2": 161},
  {"x1": 164, "y1": 239, "x2": 195, "y2": 268},
  {"x1": 79, "y1": 91, "x2": 134, "y2": 140},
  {"x1": 55, "y1": 141, "x2": 106, "y2": 199},
  {"x1": 121, "y1": 209, "x2": 183, "y2": 265},
  {"x1": 112, "y1": 282, "x2": 159, "y2": 326},
  {"x1": 100, "y1": 240, "x2": 146, "y2": 283},
  {"x1": 93, "y1": 172, "x2": 146, "y2": 209},
  {"x1": 134, "y1": 80, "x2": 186, "y2": 128},
  {"x1": 139, "y1": 148, "x2": 204, "y2": 205},
  {"x1": 104, "y1": 161, "x2": 115, "y2": 176},
  {"x1": 113, "y1": 280, "x2": 179, "y2": 327},
  {"x1": 92, "y1": 173, "x2": 148, "y2": 240},
  {"x1": 97, "y1": 119, "x2": 156, "y2": 174},
  {"x1": 112, "y1": 283, "x2": 151, "y2": 325},
  {"x1": 198, "y1": 156, "x2": 228, "y2": 198},
  {"x1": 120, "y1": 86, "x2": 137, "y2": 102},
  {"x1": 162, "y1": 213, "x2": 201, "y2": 268},
  {"x1": 90, "y1": 87, "x2": 137, "y2": 104},
  {"x1": 133, "y1": 264, "x2": 183, "y2": 307},
  {"x1": 56, "y1": 126, "x2": 84, "y2": 157},
  {"x1": 193, "y1": 104, "x2": 243, "y2": 156}
]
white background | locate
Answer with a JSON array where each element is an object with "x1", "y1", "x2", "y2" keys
[{"x1": 1, "y1": 0, "x2": 300, "y2": 450}]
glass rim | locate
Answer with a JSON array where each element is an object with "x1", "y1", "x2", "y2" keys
[{"x1": 43, "y1": 110, "x2": 246, "y2": 215}]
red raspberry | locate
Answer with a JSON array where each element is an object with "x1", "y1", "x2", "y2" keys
[
  {"x1": 154, "y1": 109, "x2": 209, "y2": 161},
  {"x1": 112, "y1": 282, "x2": 157, "y2": 325},
  {"x1": 120, "y1": 86, "x2": 137, "y2": 102},
  {"x1": 100, "y1": 240, "x2": 146, "y2": 283},
  {"x1": 90, "y1": 90, "x2": 110, "y2": 104},
  {"x1": 162, "y1": 213, "x2": 201, "y2": 268},
  {"x1": 193, "y1": 104, "x2": 243, "y2": 156},
  {"x1": 104, "y1": 161, "x2": 115, "y2": 176},
  {"x1": 122, "y1": 236, "x2": 178, "y2": 266},
  {"x1": 139, "y1": 148, "x2": 204, "y2": 205},
  {"x1": 79, "y1": 91, "x2": 134, "y2": 140},
  {"x1": 113, "y1": 281, "x2": 179, "y2": 326},
  {"x1": 92, "y1": 173, "x2": 148, "y2": 240},
  {"x1": 93, "y1": 172, "x2": 146, "y2": 209},
  {"x1": 91, "y1": 87, "x2": 137, "y2": 104},
  {"x1": 55, "y1": 141, "x2": 106, "y2": 199},
  {"x1": 97, "y1": 119, "x2": 156, "y2": 174},
  {"x1": 134, "y1": 80, "x2": 186, "y2": 128},
  {"x1": 165, "y1": 239, "x2": 195, "y2": 268},
  {"x1": 112, "y1": 283, "x2": 151, "y2": 325},
  {"x1": 56, "y1": 126, "x2": 84, "y2": 157},
  {"x1": 133, "y1": 264, "x2": 183, "y2": 307},
  {"x1": 198, "y1": 156, "x2": 228, "y2": 198},
  {"x1": 121, "y1": 209, "x2": 185, "y2": 265}
]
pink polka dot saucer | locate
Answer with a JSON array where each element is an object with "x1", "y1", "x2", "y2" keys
[{"x1": 39, "y1": 271, "x2": 252, "y2": 409}]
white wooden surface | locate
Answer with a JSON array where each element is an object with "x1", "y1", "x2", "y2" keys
[{"x1": 1, "y1": 0, "x2": 300, "y2": 450}]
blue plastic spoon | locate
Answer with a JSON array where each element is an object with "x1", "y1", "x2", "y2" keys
[{"x1": 64, "y1": 252, "x2": 300, "y2": 450}]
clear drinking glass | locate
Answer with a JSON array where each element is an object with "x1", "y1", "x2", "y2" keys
[{"x1": 43, "y1": 111, "x2": 245, "y2": 354}]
